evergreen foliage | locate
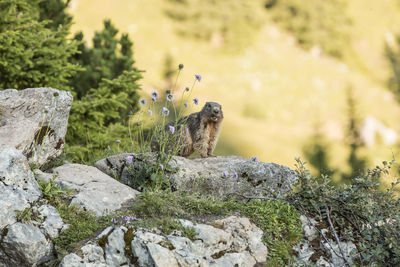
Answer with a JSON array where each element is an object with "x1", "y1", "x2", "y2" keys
[
  {"x1": 66, "y1": 70, "x2": 142, "y2": 163},
  {"x1": 38, "y1": 0, "x2": 73, "y2": 31},
  {"x1": 0, "y1": 0, "x2": 143, "y2": 163},
  {"x1": 69, "y1": 20, "x2": 138, "y2": 99},
  {"x1": 0, "y1": 0, "x2": 80, "y2": 90},
  {"x1": 265, "y1": 0, "x2": 351, "y2": 58},
  {"x1": 65, "y1": 20, "x2": 142, "y2": 164}
]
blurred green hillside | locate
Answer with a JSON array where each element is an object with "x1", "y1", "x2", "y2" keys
[{"x1": 68, "y1": 0, "x2": 400, "y2": 180}]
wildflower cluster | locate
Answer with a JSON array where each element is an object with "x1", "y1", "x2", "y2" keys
[
  {"x1": 124, "y1": 65, "x2": 203, "y2": 190},
  {"x1": 110, "y1": 215, "x2": 138, "y2": 225}
]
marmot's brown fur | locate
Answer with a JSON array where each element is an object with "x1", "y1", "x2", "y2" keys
[{"x1": 157, "y1": 102, "x2": 223, "y2": 158}]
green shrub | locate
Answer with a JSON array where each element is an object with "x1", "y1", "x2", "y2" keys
[{"x1": 288, "y1": 158, "x2": 400, "y2": 266}]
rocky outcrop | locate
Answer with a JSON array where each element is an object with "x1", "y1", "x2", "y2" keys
[
  {"x1": 60, "y1": 216, "x2": 268, "y2": 267},
  {"x1": 95, "y1": 153, "x2": 296, "y2": 197},
  {"x1": 0, "y1": 144, "x2": 42, "y2": 230},
  {"x1": 47, "y1": 164, "x2": 140, "y2": 216},
  {"x1": 0, "y1": 144, "x2": 61, "y2": 267},
  {"x1": 0, "y1": 88, "x2": 72, "y2": 167}
]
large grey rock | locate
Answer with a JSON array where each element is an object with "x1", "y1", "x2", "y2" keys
[
  {"x1": 0, "y1": 222, "x2": 54, "y2": 267},
  {"x1": 0, "y1": 88, "x2": 73, "y2": 167},
  {"x1": 0, "y1": 144, "x2": 42, "y2": 230},
  {"x1": 53, "y1": 164, "x2": 140, "y2": 216},
  {"x1": 95, "y1": 153, "x2": 296, "y2": 197}
]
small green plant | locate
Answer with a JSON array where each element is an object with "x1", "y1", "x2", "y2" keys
[
  {"x1": 38, "y1": 179, "x2": 64, "y2": 203},
  {"x1": 54, "y1": 203, "x2": 111, "y2": 255},
  {"x1": 15, "y1": 207, "x2": 42, "y2": 223},
  {"x1": 288, "y1": 158, "x2": 400, "y2": 266}
]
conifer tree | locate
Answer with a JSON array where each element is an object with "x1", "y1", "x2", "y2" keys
[
  {"x1": 65, "y1": 20, "x2": 142, "y2": 163},
  {"x1": 0, "y1": 0, "x2": 79, "y2": 90},
  {"x1": 38, "y1": 0, "x2": 73, "y2": 31},
  {"x1": 1, "y1": 0, "x2": 143, "y2": 163},
  {"x1": 69, "y1": 20, "x2": 138, "y2": 99}
]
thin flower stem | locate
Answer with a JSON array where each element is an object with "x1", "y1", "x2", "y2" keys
[{"x1": 171, "y1": 69, "x2": 181, "y2": 94}]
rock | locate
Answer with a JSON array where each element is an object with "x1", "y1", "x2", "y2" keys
[
  {"x1": 322, "y1": 239, "x2": 357, "y2": 267},
  {"x1": 213, "y1": 216, "x2": 268, "y2": 263},
  {"x1": 209, "y1": 251, "x2": 256, "y2": 267},
  {"x1": 0, "y1": 144, "x2": 42, "y2": 230},
  {"x1": 105, "y1": 227, "x2": 129, "y2": 266},
  {"x1": 60, "y1": 216, "x2": 268, "y2": 267},
  {"x1": 38, "y1": 205, "x2": 64, "y2": 239},
  {"x1": 146, "y1": 243, "x2": 180, "y2": 267},
  {"x1": 52, "y1": 164, "x2": 140, "y2": 216},
  {"x1": 0, "y1": 222, "x2": 54, "y2": 267},
  {"x1": 293, "y1": 215, "x2": 357, "y2": 266},
  {"x1": 95, "y1": 153, "x2": 296, "y2": 197},
  {"x1": 0, "y1": 88, "x2": 73, "y2": 167},
  {"x1": 81, "y1": 244, "x2": 106, "y2": 264},
  {"x1": 59, "y1": 253, "x2": 86, "y2": 267}
]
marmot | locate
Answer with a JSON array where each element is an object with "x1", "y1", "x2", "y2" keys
[{"x1": 154, "y1": 102, "x2": 223, "y2": 158}]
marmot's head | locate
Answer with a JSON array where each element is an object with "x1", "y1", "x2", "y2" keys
[{"x1": 201, "y1": 102, "x2": 223, "y2": 122}]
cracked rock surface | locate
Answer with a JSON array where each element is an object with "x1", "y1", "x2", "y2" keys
[
  {"x1": 0, "y1": 88, "x2": 72, "y2": 167},
  {"x1": 60, "y1": 216, "x2": 268, "y2": 267}
]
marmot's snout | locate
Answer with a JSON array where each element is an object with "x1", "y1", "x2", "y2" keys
[{"x1": 204, "y1": 102, "x2": 223, "y2": 122}]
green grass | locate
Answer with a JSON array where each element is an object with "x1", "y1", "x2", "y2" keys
[
  {"x1": 37, "y1": 180, "x2": 112, "y2": 256},
  {"x1": 129, "y1": 189, "x2": 303, "y2": 265}
]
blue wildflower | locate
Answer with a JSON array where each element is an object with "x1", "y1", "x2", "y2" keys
[
  {"x1": 126, "y1": 155, "x2": 133, "y2": 164},
  {"x1": 151, "y1": 91, "x2": 159, "y2": 99},
  {"x1": 115, "y1": 139, "x2": 121, "y2": 144},
  {"x1": 184, "y1": 102, "x2": 188, "y2": 108},
  {"x1": 148, "y1": 109, "x2": 153, "y2": 116},
  {"x1": 139, "y1": 99, "x2": 147, "y2": 106},
  {"x1": 222, "y1": 171, "x2": 228, "y2": 178},
  {"x1": 250, "y1": 156, "x2": 258, "y2": 163},
  {"x1": 166, "y1": 93, "x2": 175, "y2": 102},
  {"x1": 159, "y1": 164, "x2": 164, "y2": 171},
  {"x1": 162, "y1": 107, "x2": 170, "y2": 116},
  {"x1": 234, "y1": 212, "x2": 241, "y2": 216},
  {"x1": 151, "y1": 96, "x2": 157, "y2": 103},
  {"x1": 195, "y1": 74, "x2": 202, "y2": 82},
  {"x1": 233, "y1": 172, "x2": 238, "y2": 179},
  {"x1": 169, "y1": 125, "x2": 175, "y2": 134},
  {"x1": 193, "y1": 98, "x2": 199, "y2": 105}
]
